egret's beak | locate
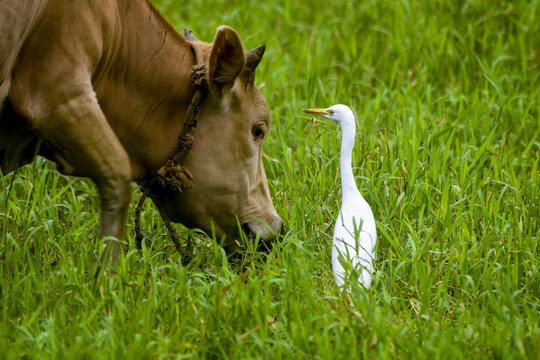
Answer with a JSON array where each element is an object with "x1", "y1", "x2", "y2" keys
[{"x1": 303, "y1": 108, "x2": 332, "y2": 116}]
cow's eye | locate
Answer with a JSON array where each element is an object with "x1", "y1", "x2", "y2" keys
[{"x1": 252, "y1": 123, "x2": 267, "y2": 140}]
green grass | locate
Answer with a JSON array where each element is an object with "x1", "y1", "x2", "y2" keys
[{"x1": 1, "y1": 0, "x2": 539, "y2": 358}]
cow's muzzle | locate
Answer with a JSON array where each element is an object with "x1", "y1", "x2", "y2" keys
[{"x1": 242, "y1": 215, "x2": 283, "y2": 248}]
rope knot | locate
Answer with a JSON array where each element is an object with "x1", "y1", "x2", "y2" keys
[{"x1": 191, "y1": 64, "x2": 208, "y2": 89}]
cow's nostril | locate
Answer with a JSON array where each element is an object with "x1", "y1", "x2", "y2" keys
[{"x1": 242, "y1": 221, "x2": 266, "y2": 239}]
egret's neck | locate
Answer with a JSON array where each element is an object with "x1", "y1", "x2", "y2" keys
[{"x1": 339, "y1": 121, "x2": 358, "y2": 199}]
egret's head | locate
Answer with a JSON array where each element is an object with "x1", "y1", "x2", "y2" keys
[{"x1": 302, "y1": 104, "x2": 355, "y2": 127}]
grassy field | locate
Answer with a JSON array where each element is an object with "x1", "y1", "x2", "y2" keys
[{"x1": 1, "y1": 0, "x2": 539, "y2": 358}]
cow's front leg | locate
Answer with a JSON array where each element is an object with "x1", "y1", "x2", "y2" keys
[
  {"x1": 94, "y1": 174, "x2": 132, "y2": 267},
  {"x1": 16, "y1": 85, "x2": 132, "y2": 268}
]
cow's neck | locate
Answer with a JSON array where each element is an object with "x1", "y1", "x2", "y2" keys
[{"x1": 95, "y1": 0, "x2": 197, "y2": 179}]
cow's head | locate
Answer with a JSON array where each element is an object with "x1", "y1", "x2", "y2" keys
[{"x1": 153, "y1": 26, "x2": 282, "y2": 251}]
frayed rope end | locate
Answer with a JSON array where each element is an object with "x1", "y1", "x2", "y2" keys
[{"x1": 155, "y1": 159, "x2": 194, "y2": 193}]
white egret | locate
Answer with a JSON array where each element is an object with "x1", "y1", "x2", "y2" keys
[{"x1": 303, "y1": 104, "x2": 377, "y2": 289}]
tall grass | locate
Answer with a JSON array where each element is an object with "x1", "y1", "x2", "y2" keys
[{"x1": 1, "y1": 0, "x2": 538, "y2": 358}]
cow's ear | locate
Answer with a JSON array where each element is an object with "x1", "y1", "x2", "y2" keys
[{"x1": 208, "y1": 26, "x2": 245, "y2": 97}]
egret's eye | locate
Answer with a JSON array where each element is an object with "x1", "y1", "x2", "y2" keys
[{"x1": 329, "y1": 110, "x2": 335, "y2": 115}]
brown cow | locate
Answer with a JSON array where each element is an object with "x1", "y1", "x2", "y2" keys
[{"x1": 0, "y1": 0, "x2": 282, "y2": 265}]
